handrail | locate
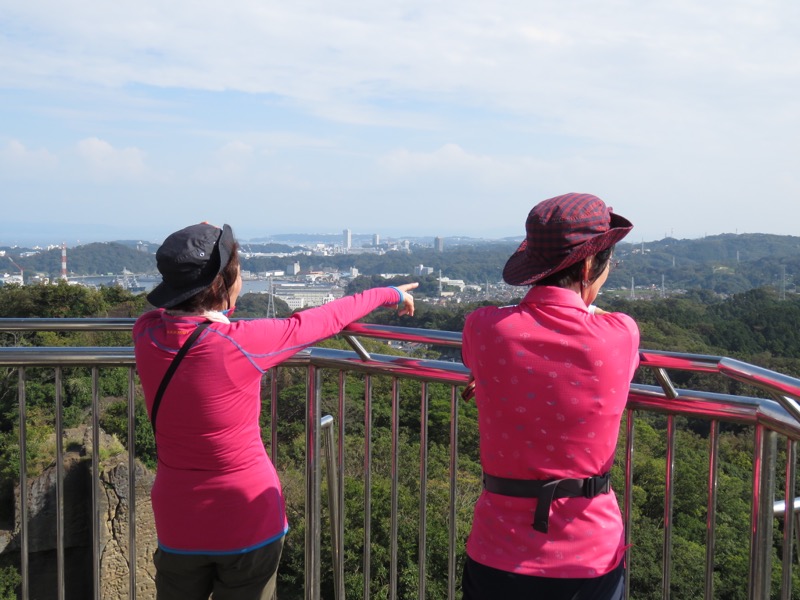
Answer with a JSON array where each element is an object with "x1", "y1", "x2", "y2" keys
[{"x1": 3, "y1": 321, "x2": 800, "y2": 599}]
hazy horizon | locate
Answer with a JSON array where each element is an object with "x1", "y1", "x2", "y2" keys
[{"x1": 1, "y1": 220, "x2": 796, "y2": 250}]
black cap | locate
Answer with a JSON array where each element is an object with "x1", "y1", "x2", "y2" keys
[{"x1": 146, "y1": 223, "x2": 235, "y2": 308}]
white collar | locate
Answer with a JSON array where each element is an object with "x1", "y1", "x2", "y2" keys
[{"x1": 166, "y1": 309, "x2": 230, "y2": 325}]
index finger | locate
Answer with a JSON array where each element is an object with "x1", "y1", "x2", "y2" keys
[{"x1": 396, "y1": 282, "x2": 419, "y2": 292}]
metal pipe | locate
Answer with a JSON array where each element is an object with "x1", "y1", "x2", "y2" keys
[
  {"x1": 704, "y1": 421, "x2": 720, "y2": 600},
  {"x1": 418, "y1": 382, "x2": 429, "y2": 600},
  {"x1": 321, "y1": 415, "x2": 341, "y2": 600},
  {"x1": 624, "y1": 409, "x2": 634, "y2": 600},
  {"x1": 389, "y1": 378, "x2": 400, "y2": 600},
  {"x1": 55, "y1": 367, "x2": 65, "y2": 600},
  {"x1": 337, "y1": 372, "x2": 346, "y2": 594},
  {"x1": 91, "y1": 368, "x2": 101, "y2": 600},
  {"x1": 448, "y1": 385, "x2": 459, "y2": 600},
  {"x1": 363, "y1": 375, "x2": 373, "y2": 600},
  {"x1": 127, "y1": 368, "x2": 137, "y2": 597},
  {"x1": 653, "y1": 367, "x2": 679, "y2": 400},
  {"x1": 748, "y1": 426, "x2": 777, "y2": 600},
  {"x1": 662, "y1": 415, "x2": 675, "y2": 600},
  {"x1": 305, "y1": 366, "x2": 322, "y2": 600},
  {"x1": 19, "y1": 367, "x2": 29, "y2": 600},
  {"x1": 780, "y1": 440, "x2": 796, "y2": 599},
  {"x1": 336, "y1": 372, "x2": 346, "y2": 600}
]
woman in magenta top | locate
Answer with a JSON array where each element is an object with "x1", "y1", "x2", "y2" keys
[
  {"x1": 133, "y1": 222, "x2": 416, "y2": 600},
  {"x1": 461, "y1": 194, "x2": 639, "y2": 600}
]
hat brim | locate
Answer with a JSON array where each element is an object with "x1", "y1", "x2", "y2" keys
[
  {"x1": 146, "y1": 224, "x2": 235, "y2": 308},
  {"x1": 146, "y1": 278, "x2": 216, "y2": 309},
  {"x1": 503, "y1": 213, "x2": 633, "y2": 286}
]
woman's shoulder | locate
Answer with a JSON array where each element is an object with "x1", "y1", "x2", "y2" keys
[
  {"x1": 596, "y1": 310, "x2": 640, "y2": 339},
  {"x1": 466, "y1": 303, "x2": 517, "y2": 322},
  {"x1": 133, "y1": 309, "x2": 162, "y2": 329}
]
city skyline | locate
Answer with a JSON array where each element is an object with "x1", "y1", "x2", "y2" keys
[{"x1": 2, "y1": 2, "x2": 799, "y2": 246}]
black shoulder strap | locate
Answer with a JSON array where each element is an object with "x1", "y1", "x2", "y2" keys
[{"x1": 150, "y1": 322, "x2": 211, "y2": 438}]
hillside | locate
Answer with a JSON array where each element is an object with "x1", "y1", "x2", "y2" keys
[{"x1": 3, "y1": 233, "x2": 799, "y2": 296}]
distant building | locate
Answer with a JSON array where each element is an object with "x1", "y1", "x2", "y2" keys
[
  {"x1": 1, "y1": 274, "x2": 23, "y2": 286},
  {"x1": 415, "y1": 264, "x2": 434, "y2": 276},
  {"x1": 439, "y1": 276, "x2": 466, "y2": 291},
  {"x1": 434, "y1": 236, "x2": 444, "y2": 252},
  {"x1": 287, "y1": 262, "x2": 301, "y2": 276},
  {"x1": 343, "y1": 229, "x2": 352, "y2": 250},
  {"x1": 373, "y1": 233, "x2": 380, "y2": 247},
  {"x1": 273, "y1": 284, "x2": 344, "y2": 309}
]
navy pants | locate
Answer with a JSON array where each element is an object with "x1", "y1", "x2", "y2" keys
[{"x1": 462, "y1": 555, "x2": 625, "y2": 600}]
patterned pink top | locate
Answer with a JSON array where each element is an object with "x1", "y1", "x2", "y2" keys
[
  {"x1": 462, "y1": 285, "x2": 639, "y2": 577},
  {"x1": 133, "y1": 287, "x2": 402, "y2": 554}
]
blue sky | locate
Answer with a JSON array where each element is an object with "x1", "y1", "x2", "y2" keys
[{"x1": 1, "y1": 1, "x2": 799, "y2": 246}]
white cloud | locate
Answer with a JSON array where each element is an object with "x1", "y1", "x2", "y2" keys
[
  {"x1": 75, "y1": 137, "x2": 148, "y2": 181},
  {"x1": 0, "y1": 140, "x2": 58, "y2": 174},
  {"x1": 379, "y1": 143, "x2": 551, "y2": 187},
  {"x1": 200, "y1": 140, "x2": 255, "y2": 180}
]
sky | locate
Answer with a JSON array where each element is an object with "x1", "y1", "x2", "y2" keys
[{"x1": 1, "y1": 1, "x2": 799, "y2": 247}]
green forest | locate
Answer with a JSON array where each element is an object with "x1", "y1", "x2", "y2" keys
[{"x1": 0, "y1": 281, "x2": 800, "y2": 599}]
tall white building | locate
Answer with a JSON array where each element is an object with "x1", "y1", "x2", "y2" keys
[{"x1": 343, "y1": 229, "x2": 352, "y2": 250}]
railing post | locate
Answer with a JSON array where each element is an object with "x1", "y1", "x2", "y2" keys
[
  {"x1": 363, "y1": 375, "x2": 373, "y2": 600},
  {"x1": 662, "y1": 415, "x2": 676, "y2": 600},
  {"x1": 780, "y1": 440, "x2": 797, "y2": 600},
  {"x1": 305, "y1": 366, "x2": 322, "y2": 600},
  {"x1": 18, "y1": 367, "x2": 29, "y2": 600},
  {"x1": 55, "y1": 367, "x2": 65, "y2": 600},
  {"x1": 448, "y1": 385, "x2": 459, "y2": 600},
  {"x1": 389, "y1": 377, "x2": 400, "y2": 600},
  {"x1": 418, "y1": 382, "x2": 429, "y2": 600},
  {"x1": 335, "y1": 371, "x2": 346, "y2": 600},
  {"x1": 321, "y1": 415, "x2": 342, "y2": 600},
  {"x1": 705, "y1": 421, "x2": 720, "y2": 600},
  {"x1": 749, "y1": 425, "x2": 777, "y2": 600},
  {"x1": 624, "y1": 408, "x2": 634, "y2": 600},
  {"x1": 127, "y1": 367, "x2": 137, "y2": 598},
  {"x1": 91, "y1": 367, "x2": 102, "y2": 600}
]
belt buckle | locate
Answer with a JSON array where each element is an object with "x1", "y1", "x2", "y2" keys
[{"x1": 583, "y1": 476, "x2": 596, "y2": 498}]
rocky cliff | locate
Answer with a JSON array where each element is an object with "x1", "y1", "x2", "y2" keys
[{"x1": 0, "y1": 427, "x2": 157, "y2": 599}]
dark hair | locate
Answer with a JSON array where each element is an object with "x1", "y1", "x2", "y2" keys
[
  {"x1": 171, "y1": 242, "x2": 241, "y2": 312},
  {"x1": 536, "y1": 246, "x2": 614, "y2": 288}
]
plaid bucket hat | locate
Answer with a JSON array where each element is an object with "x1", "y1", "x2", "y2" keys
[
  {"x1": 147, "y1": 223, "x2": 236, "y2": 308},
  {"x1": 502, "y1": 193, "x2": 633, "y2": 286}
]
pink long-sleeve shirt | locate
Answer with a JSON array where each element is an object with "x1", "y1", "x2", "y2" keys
[
  {"x1": 462, "y1": 285, "x2": 640, "y2": 578},
  {"x1": 133, "y1": 287, "x2": 401, "y2": 554}
]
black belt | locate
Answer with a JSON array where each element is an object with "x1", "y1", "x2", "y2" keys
[{"x1": 482, "y1": 472, "x2": 611, "y2": 534}]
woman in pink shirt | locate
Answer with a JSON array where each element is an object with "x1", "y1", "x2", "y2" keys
[
  {"x1": 133, "y1": 222, "x2": 416, "y2": 600},
  {"x1": 461, "y1": 194, "x2": 639, "y2": 600}
]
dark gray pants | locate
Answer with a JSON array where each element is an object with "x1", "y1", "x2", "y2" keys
[
  {"x1": 154, "y1": 536, "x2": 284, "y2": 600},
  {"x1": 462, "y1": 555, "x2": 625, "y2": 600}
]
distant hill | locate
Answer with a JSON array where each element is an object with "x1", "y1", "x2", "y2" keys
[
  {"x1": 609, "y1": 233, "x2": 800, "y2": 295},
  {"x1": 4, "y1": 242, "x2": 155, "y2": 278},
  {"x1": 3, "y1": 232, "x2": 799, "y2": 297}
]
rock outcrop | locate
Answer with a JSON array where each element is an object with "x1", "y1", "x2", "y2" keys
[{"x1": 0, "y1": 427, "x2": 157, "y2": 599}]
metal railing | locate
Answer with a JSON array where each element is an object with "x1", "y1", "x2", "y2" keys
[{"x1": 1, "y1": 319, "x2": 800, "y2": 599}]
